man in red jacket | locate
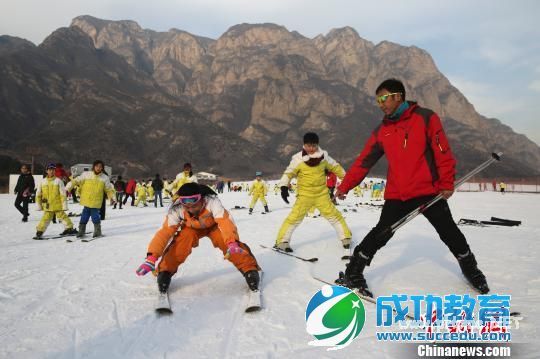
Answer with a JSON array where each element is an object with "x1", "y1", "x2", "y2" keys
[
  {"x1": 335, "y1": 79, "x2": 489, "y2": 296},
  {"x1": 123, "y1": 178, "x2": 137, "y2": 206}
]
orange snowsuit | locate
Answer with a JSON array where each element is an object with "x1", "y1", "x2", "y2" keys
[{"x1": 147, "y1": 195, "x2": 259, "y2": 274}]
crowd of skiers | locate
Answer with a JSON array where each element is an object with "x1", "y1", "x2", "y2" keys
[{"x1": 14, "y1": 78, "x2": 495, "y2": 297}]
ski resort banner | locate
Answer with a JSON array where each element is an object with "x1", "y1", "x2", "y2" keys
[{"x1": 305, "y1": 288, "x2": 521, "y2": 355}]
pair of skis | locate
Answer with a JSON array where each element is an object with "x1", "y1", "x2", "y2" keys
[
  {"x1": 155, "y1": 272, "x2": 263, "y2": 315},
  {"x1": 32, "y1": 231, "x2": 90, "y2": 240},
  {"x1": 66, "y1": 233, "x2": 104, "y2": 242},
  {"x1": 458, "y1": 217, "x2": 521, "y2": 227},
  {"x1": 259, "y1": 244, "x2": 350, "y2": 262}
]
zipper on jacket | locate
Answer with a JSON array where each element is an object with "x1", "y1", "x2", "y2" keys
[
  {"x1": 436, "y1": 133, "x2": 443, "y2": 152},
  {"x1": 403, "y1": 132, "x2": 408, "y2": 148}
]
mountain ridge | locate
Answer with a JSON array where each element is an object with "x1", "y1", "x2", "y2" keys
[{"x1": 0, "y1": 15, "x2": 538, "y2": 179}]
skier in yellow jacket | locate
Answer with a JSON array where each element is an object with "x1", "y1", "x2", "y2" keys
[
  {"x1": 171, "y1": 163, "x2": 198, "y2": 198},
  {"x1": 66, "y1": 160, "x2": 115, "y2": 238},
  {"x1": 34, "y1": 163, "x2": 78, "y2": 239},
  {"x1": 248, "y1": 172, "x2": 269, "y2": 214},
  {"x1": 135, "y1": 181, "x2": 148, "y2": 207},
  {"x1": 146, "y1": 180, "x2": 155, "y2": 203},
  {"x1": 274, "y1": 132, "x2": 352, "y2": 252}
]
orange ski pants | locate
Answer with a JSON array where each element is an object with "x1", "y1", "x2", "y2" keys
[{"x1": 156, "y1": 226, "x2": 259, "y2": 275}]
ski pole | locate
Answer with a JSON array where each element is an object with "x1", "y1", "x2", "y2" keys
[{"x1": 388, "y1": 152, "x2": 502, "y2": 234}]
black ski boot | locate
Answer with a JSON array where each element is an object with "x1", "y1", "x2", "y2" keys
[
  {"x1": 264, "y1": 205, "x2": 270, "y2": 213},
  {"x1": 249, "y1": 208, "x2": 253, "y2": 215},
  {"x1": 60, "y1": 228, "x2": 78, "y2": 236},
  {"x1": 34, "y1": 231, "x2": 44, "y2": 239},
  {"x1": 157, "y1": 271, "x2": 172, "y2": 293},
  {"x1": 244, "y1": 270, "x2": 260, "y2": 291},
  {"x1": 336, "y1": 253, "x2": 373, "y2": 297},
  {"x1": 77, "y1": 223, "x2": 86, "y2": 238},
  {"x1": 458, "y1": 252, "x2": 489, "y2": 294}
]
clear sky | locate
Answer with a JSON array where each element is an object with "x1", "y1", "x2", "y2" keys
[{"x1": 1, "y1": 0, "x2": 539, "y2": 145}]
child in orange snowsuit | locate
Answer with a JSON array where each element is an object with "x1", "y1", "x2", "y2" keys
[{"x1": 136, "y1": 183, "x2": 260, "y2": 293}]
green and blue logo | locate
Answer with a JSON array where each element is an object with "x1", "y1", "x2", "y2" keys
[{"x1": 305, "y1": 285, "x2": 366, "y2": 350}]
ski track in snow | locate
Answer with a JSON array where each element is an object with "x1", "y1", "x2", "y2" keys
[{"x1": 0, "y1": 187, "x2": 539, "y2": 358}]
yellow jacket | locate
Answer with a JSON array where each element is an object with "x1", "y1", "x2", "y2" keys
[
  {"x1": 249, "y1": 180, "x2": 267, "y2": 196},
  {"x1": 66, "y1": 171, "x2": 114, "y2": 208},
  {"x1": 172, "y1": 171, "x2": 198, "y2": 194},
  {"x1": 146, "y1": 183, "x2": 155, "y2": 198},
  {"x1": 136, "y1": 184, "x2": 148, "y2": 198},
  {"x1": 37, "y1": 177, "x2": 68, "y2": 212},
  {"x1": 279, "y1": 148, "x2": 345, "y2": 198}
]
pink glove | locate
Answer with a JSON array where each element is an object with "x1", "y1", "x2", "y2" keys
[
  {"x1": 136, "y1": 255, "x2": 157, "y2": 276},
  {"x1": 225, "y1": 242, "x2": 244, "y2": 257}
]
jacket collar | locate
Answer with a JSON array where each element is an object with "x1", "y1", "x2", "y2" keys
[
  {"x1": 302, "y1": 147, "x2": 325, "y2": 167},
  {"x1": 382, "y1": 101, "x2": 418, "y2": 124}
]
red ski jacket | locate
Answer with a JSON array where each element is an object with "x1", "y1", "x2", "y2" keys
[
  {"x1": 125, "y1": 179, "x2": 137, "y2": 194},
  {"x1": 338, "y1": 102, "x2": 456, "y2": 201},
  {"x1": 55, "y1": 167, "x2": 69, "y2": 183},
  {"x1": 326, "y1": 172, "x2": 337, "y2": 188}
]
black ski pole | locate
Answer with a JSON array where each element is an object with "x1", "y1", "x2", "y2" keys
[{"x1": 388, "y1": 152, "x2": 502, "y2": 234}]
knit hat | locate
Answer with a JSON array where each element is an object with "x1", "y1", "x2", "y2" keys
[
  {"x1": 303, "y1": 132, "x2": 319, "y2": 144},
  {"x1": 177, "y1": 183, "x2": 217, "y2": 197},
  {"x1": 46, "y1": 163, "x2": 56, "y2": 169},
  {"x1": 178, "y1": 183, "x2": 201, "y2": 197},
  {"x1": 255, "y1": 171, "x2": 262, "y2": 176},
  {"x1": 183, "y1": 162, "x2": 192, "y2": 169}
]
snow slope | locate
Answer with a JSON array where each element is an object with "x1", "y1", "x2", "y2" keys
[{"x1": 0, "y1": 190, "x2": 538, "y2": 358}]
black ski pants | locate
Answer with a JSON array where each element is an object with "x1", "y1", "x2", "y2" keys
[
  {"x1": 354, "y1": 195, "x2": 471, "y2": 263},
  {"x1": 123, "y1": 193, "x2": 135, "y2": 206},
  {"x1": 115, "y1": 192, "x2": 124, "y2": 209},
  {"x1": 14, "y1": 193, "x2": 29, "y2": 217},
  {"x1": 100, "y1": 197, "x2": 106, "y2": 220}
]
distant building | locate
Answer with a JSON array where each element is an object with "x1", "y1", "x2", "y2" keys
[
  {"x1": 70, "y1": 164, "x2": 113, "y2": 177},
  {"x1": 196, "y1": 172, "x2": 218, "y2": 181}
]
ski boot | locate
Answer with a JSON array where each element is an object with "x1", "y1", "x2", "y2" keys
[
  {"x1": 274, "y1": 241, "x2": 293, "y2": 253},
  {"x1": 458, "y1": 252, "x2": 490, "y2": 294},
  {"x1": 77, "y1": 223, "x2": 87, "y2": 238},
  {"x1": 336, "y1": 253, "x2": 373, "y2": 297},
  {"x1": 244, "y1": 270, "x2": 260, "y2": 291},
  {"x1": 93, "y1": 223, "x2": 102, "y2": 238},
  {"x1": 264, "y1": 205, "x2": 270, "y2": 213},
  {"x1": 342, "y1": 238, "x2": 351, "y2": 249},
  {"x1": 60, "y1": 228, "x2": 78, "y2": 236},
  {"x1": 34, "y1": 231, "x2": 44, "y2": 239},
  {"x1": 157, "y1": 271, "x2": 172, "y2": 293},
  {"x1": 249, "y1": 208, "x2": 253, "y2": 215}
]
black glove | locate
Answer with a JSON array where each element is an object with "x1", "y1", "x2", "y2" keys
[{"x1": 280, "y1": 186, "x2": 289, "y2": 204}]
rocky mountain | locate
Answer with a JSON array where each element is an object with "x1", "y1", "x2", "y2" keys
[
  {"x1": 1, "y1": 15, "x2": 539, "y2": 179},
  {"x1": 0, "y1": 26, "x2": 282, "y2": 178}
]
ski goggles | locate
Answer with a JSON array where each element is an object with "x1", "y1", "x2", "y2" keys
[
  {"x1": 376, "y1": 92, "x2": 401, "y2": 104},
  {"x1": 178, "y1": 194, "x2": 202, "y2": 205}
]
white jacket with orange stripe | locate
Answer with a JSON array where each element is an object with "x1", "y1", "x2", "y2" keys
[{"x1": 148, "y1": 195, "x2": 239, "y2": 257}]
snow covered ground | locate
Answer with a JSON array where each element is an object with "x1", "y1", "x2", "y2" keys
[{"x1": 0, "y1": 189, "x2": 538, "y2": 358}]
